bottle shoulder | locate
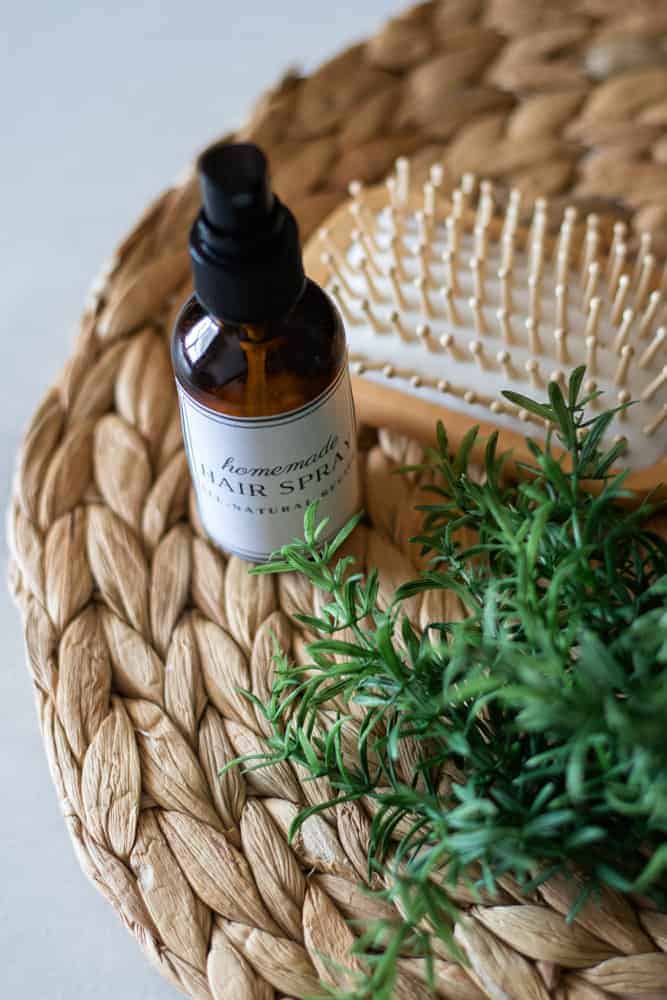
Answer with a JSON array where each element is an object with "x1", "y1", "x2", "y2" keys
[{"x1": 171, "y1": 279, "x2": 347, "y2": 418}]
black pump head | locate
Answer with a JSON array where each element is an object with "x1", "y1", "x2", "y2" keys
[
  {"x1": 189, "y1": 141, "x2": 305, "y2": 324},
  {"x1": 198, "y1": 143, "x2": 274, "y2": 233}
]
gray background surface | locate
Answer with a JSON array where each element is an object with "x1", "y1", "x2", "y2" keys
[{"x1": 0, "y1": 3, "x2": 395, "y2": 995}]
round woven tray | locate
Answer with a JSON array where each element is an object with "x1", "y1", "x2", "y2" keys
[{"x1": 9, "y1": 2, "x2": 667, "y2": 998}]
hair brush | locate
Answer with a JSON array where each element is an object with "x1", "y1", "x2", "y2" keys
[{"x1": 303, "y1": 159, "x2": 667, "y2": 497}]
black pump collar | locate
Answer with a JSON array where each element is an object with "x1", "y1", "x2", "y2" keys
[{"x1": 189, "y1": 142, "x2": 305, "y2": 324}]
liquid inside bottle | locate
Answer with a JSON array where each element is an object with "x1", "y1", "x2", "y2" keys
[{"x1": 173, "y1": 278, "x2": 345, "y2": 418}]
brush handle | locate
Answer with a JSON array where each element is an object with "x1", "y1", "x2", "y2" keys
[{"x1": 352, "y1": 375, "x2": 666, "y2": 502}]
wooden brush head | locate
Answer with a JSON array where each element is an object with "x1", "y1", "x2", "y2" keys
[{"x1": 304, "y1": 162, "x2": 667, "y2": 498}]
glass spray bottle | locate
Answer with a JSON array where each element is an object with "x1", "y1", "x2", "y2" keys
[{"x1": 172, "y1": 142, "x2": 359, "y2": 561}]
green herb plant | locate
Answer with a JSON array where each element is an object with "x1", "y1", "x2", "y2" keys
[{"x1": 238, "y1": 368, "x2": 667, "y2": 999}]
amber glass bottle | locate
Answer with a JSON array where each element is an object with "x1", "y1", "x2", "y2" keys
[{"x1": 172, "y1": 143, "x2": 359, "y2": 561}]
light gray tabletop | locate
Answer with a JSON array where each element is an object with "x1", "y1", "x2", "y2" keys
[{"x1": 0, "y1": 2, "x2": 395, "y2": 995}]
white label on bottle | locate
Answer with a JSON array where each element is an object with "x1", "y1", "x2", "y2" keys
[{"x1": 177, "y1": 365, "x2": 360, "y2": 562}]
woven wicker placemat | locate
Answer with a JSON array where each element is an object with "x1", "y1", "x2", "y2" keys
[{"x1": 8, "y1": 2, "x2": 667, "y2": 998}]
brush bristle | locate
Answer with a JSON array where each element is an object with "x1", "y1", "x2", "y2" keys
[{"x1": 319, "y1": 161, "x2": 667, "y2": 466}]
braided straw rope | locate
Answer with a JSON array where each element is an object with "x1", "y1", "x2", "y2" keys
[{"x1": 8, "y1": 1, "x2": 667, "y2": 997}]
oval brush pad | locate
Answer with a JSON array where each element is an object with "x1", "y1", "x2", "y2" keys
[{"x1": 304, "y1": 161, "x2": 667, "y2": 496}]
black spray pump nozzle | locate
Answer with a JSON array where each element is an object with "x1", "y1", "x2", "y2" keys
[
  {"x1": 198, "y1": 143, "x2": 274, "y2": 233},
  {"x1": 189, "y1": 141, "x2": 305, "y2": 325}
]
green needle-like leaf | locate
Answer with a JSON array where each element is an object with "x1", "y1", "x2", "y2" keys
[{"x1": 231, "y1": 370, "x2": 667, "y2": 998}]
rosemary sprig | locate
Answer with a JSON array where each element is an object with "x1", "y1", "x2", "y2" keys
[{"x1": 241, "y1": 369, "x2": 667, "y2": 999}]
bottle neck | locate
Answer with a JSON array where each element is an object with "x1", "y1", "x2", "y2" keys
[{"x1": 203, "y1": 275, "x2": 308, "y2": 337}]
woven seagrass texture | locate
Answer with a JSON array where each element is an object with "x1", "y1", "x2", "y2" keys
[{"x1": 8, "y1": 1, "x2": 667, "y2": 998}]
